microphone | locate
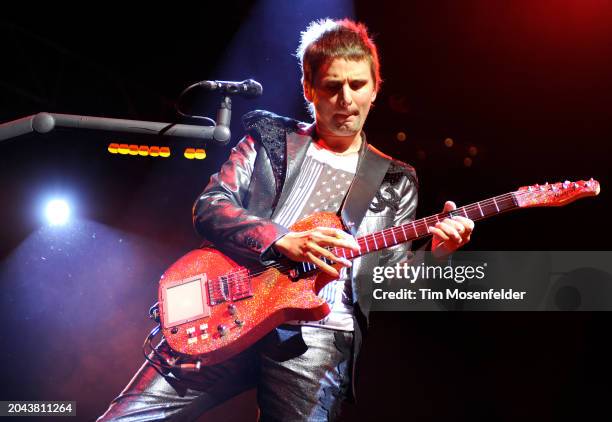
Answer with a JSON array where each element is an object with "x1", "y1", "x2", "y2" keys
[{"x1": 197, "y1": 79, "x2": 263, "y2": 98}]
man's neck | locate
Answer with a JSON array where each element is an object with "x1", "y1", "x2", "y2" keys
[{"x1": 314, "y1": 128, "x2": 362, "y2": 155}]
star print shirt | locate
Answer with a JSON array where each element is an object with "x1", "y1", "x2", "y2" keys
[{"x1": 272, "y1": 142, "x2": 358, "y2": 331}]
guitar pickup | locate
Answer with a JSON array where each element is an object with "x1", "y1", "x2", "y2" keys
[
  {"x1": 208, "y1": 276, "x2": 230, "y2": 305},
  {"x1": 208, "y1": 271, "x2": 253, "y2": 304}
]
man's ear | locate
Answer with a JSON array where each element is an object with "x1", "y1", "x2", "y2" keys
[
  {"x1": 303, "y1": 80, "x2": 314, "y2": 102},
  {"x1": 371, "y1": 89, "x2": 377, "y2": 104}
]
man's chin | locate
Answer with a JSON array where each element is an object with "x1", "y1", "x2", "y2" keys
[{"x1": 332, "y1": 123, "x2": 361, "y2": 136}]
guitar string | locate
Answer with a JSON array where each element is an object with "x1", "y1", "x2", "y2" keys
[
  {"x1": 213, "y1": 185, "x2": 587, "y2": 287},
  {"x1": 226, "y1": 190, "x2": 522, "y2": 279},
  {"x1": 217, "y1": 186, "x2": 582, "y2": 285}
]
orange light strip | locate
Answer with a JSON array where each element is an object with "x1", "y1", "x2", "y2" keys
[{"x1": 107, "y1": 143, "x2": 171, "y2": 158}]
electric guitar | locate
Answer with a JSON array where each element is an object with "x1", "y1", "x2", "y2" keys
[{"x1": 158, "y1": 179, "x2": 600, "y2": 365}]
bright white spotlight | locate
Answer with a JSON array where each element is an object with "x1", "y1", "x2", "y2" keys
[{"x1": 45, "y1": 199, "x2": 71, "y2": 226}]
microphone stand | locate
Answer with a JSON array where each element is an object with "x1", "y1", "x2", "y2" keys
[{"x1": 0, "y1": 96, "x2": 233, "y2": 145}]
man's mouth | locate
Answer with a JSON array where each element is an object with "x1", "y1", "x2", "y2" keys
[{"x1": 335, "y1": 112, "x2": 357, "y2": 120}]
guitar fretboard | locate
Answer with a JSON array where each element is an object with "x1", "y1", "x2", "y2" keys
[
  {"x1": 228, "y1": 179, "x2": 599, "y2": 277},
  {"x1": 332, "y1": 191, "x2": 519, "y2": 261}
]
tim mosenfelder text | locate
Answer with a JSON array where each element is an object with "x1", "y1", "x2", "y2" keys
[{"x1": 371, "y1": 262, "x2": 527, "y2": 301}]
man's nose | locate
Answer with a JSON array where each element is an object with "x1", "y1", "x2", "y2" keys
[{"x1": 338, "y1": 84, "x2": 353, "y2": 107}]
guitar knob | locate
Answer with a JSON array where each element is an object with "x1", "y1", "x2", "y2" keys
[
  {"x1": 234, "y1": 319, "x2": 244, "y2": 327},
  {"x1": 217, "y1": 324, "x2": 228, "y2": 337},
  {"x1": 228, "y1": 304, "x2": 237, "y2": 315}
]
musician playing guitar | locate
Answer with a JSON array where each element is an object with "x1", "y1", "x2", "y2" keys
[{"x1": 98, "y1": 18, "x2": 474, "y2": 421}]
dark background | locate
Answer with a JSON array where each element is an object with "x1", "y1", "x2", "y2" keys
[{"x1": 1, "y1": 1, "x2": 610, "y2": 420}]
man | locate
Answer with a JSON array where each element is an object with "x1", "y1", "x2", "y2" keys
[{"x1": 98, "y1": 18, "x2": 473, "y2": 421}]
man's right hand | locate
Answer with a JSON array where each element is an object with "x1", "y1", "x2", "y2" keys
[{"x1": 273, "y1": 227, "x2": 360, "y2": 278}]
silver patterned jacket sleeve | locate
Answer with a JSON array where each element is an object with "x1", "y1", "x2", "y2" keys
[{"x1": 192, "y1": 135, "x2": 288, "y2": 264}]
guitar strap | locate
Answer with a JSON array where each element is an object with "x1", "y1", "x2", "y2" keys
[{"x1": 340, "y1": 144, "x2": 391, "y2": 236}]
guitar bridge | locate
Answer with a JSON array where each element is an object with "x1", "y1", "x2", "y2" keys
[{"x1": 208, "y1": 269, "x2": 253, "y2": 305}]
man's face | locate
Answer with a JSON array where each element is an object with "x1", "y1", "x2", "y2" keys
[{"x1": 305, "y1": 58, "x2": 377, "y2": 138}]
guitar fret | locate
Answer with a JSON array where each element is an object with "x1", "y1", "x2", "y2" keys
[
  {"x1": 391, "y1": 227, "x2": 398, "y2": 244},
  {"x1": 510, "y1": 192, "x2": 519, "y2": 207},
  {"x1": 382, "y1": 231, "x2": 388, "y2": 247},
  {"x1": 492, "y1": 197, "x2": 500, "y2": 212},
  {"x1": 477, "y1": 202, "x2": 484, "y2": 217},
  {"x1": 372, "y1": 233, "x2": 378, "y2": 250},
  {"x1": 483, "y1": 201, "x2": 496, "y2": 215}
]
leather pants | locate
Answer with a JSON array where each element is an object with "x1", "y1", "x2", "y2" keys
[{"x1": 97, "y1": 326, "x2": 353, "y2": 422}]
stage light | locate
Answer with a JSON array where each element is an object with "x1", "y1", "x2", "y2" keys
[
  {"x1": 45, "y1": 199, "x2": 71, "y2": 226},
  {"x1": 396, "y1": 131, "x2": 407, "y2": 142},
  {"x1": 444, "y1": 137, "x2": 454, "y2": 148},
  {"x1": 184, "y1": 148, "x2": 195, "y2": 159},
  {"x1": 184, "y1": 148, "x2": 207, "y2": 160},
  {"x1": 194, "y1": 148, "x2": 206, "y2": 160}
]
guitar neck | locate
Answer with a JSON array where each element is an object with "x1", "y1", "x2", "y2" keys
[{"x1": 336, "y1": 191, "x2": 519, "y2": 260}]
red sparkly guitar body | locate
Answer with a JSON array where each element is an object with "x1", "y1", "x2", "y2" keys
[
  {"x1": 159, "y1": 212, "x2": 342, "y2": 366},
  {"x1": 158, "y1": 179, "x2": 600, "y2": 366}
]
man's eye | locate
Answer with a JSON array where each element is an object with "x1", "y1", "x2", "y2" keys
[
  {"x1": 350, "y1": 81, "x2": 366, "y2": 90},
  {"x1": 325, "y1": 83, "x2": 341, "y2": 91}
]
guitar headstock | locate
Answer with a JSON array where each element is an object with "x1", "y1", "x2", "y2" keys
[{"x1": 515, "y1": 179, "x2": 600, "y2": 208}]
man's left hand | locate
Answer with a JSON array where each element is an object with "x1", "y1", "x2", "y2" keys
[{"x1": 430, "y1": 201, "x2": 474, "y2": 259}]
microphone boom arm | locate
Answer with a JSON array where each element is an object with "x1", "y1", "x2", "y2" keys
[{"x1": 0, "y1": 96, "x2": 233, "y2": 145}]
